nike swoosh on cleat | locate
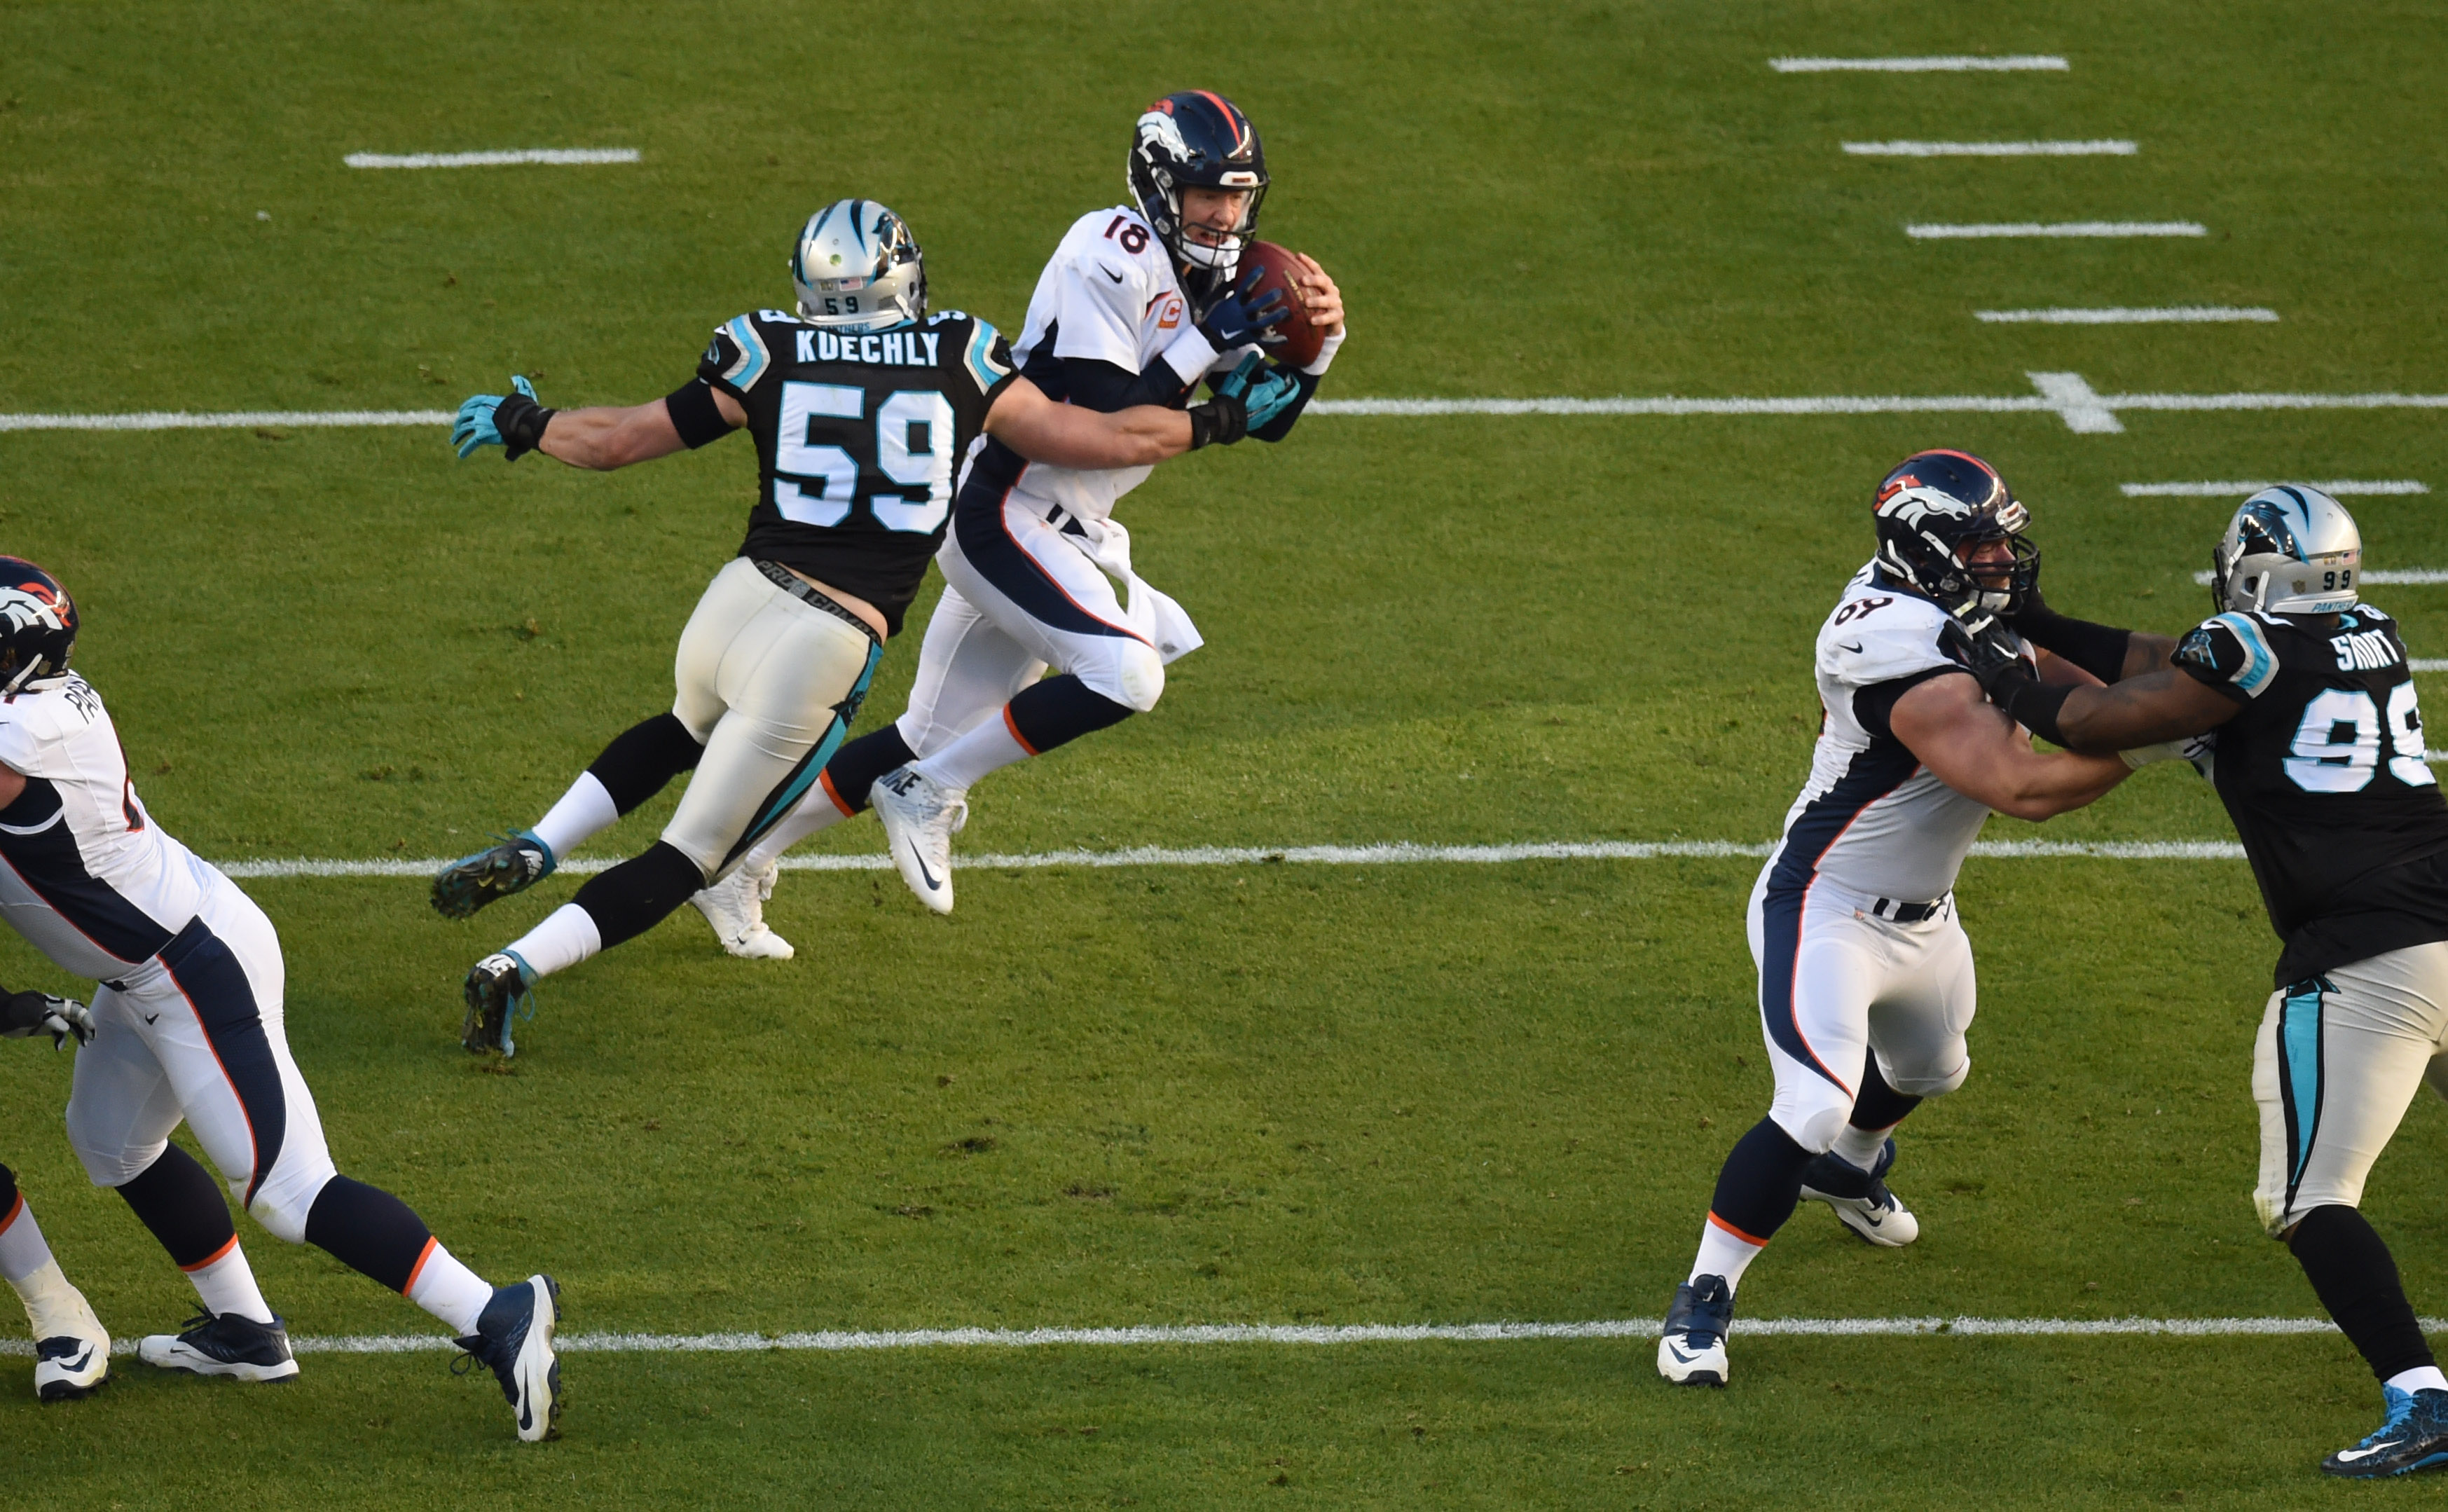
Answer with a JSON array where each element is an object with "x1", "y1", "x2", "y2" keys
[
  {"x1": 2337, "y1": 1442, "x2": 2401, "y2": 1462},
  {"x1": 1665, "y1": 1343, "x2": 1700, "y2": 1363},
  {"x1": 56, "y1": 1347, "x2": 92, "y2": 1371},
  {"x1": 912, "y1": 851, "x2": 942, "y2": 891}
]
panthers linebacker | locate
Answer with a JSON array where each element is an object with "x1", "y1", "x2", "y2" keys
[
  {"x1": 713, "y1": 91, "x2": 1344, "y2": 917},
  {"x1": 1658, "y1": 451, "x2": 2132, "y2": 1389},
  {"x1": 1962, "y1": 487, "x2": 2448, "y2": 1478},
  {"x1": 0, "y1": 561, "x2": 558, "y2": 1438},
  {"x1": 441, "y1": 200, "x2": 1268, "y2": 1046}
]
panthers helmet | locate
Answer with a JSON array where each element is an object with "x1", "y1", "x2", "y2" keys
[
  {"x1": 2211, "y1": 485, "x2": 2361, "y2": 616},
  {"x1": 1127, "y1": 91, "x2": 1267, "y2": 308},
  {"x1": 1871, "y1": 449, "x2": 2040, "y2": 624},
  {"x1": 0, "y1": 558, "x2": 76, "y2": 696},
  {"x1": 790, "y1": 200, "x2": 926, "y2": 332}
]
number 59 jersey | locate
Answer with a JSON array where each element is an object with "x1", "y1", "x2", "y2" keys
[
  {"x1": 2175, "y1": 604, "x2": 2448, "y2": 982},
  {"x1": 699, "y1": 308, "x2": 1018, "y2": 636}
]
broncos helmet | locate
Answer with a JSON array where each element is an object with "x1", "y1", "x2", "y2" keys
[
  {"x1": 1871, "y1": 449, "x2": 2040, "y2": 625},
  {"x1": 0, "y1": 558, "x2": 76, "y2": 696},
  {"x1": 2211, "y1": 484, "x2": 2361, "y2": 616},
  {"x1": 790, "y1": 199, "x2": 926, "y2": 333},
  {"x1": 1127, "y1": 90, "x2": 1267, "y2": 311}
]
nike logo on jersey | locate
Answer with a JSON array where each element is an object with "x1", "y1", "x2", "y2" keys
[
  {"x1": 1837, "y1": 641, "x2": 1864, "y2": 654},
  {"x1": 2333, "y1": 628, "x2": 2403, "y2": 672},
  {"x1": 1100, "y1": 265, "x2": 1125, "y2": 284},
  {"x1": 792, "y1": 328, "x2": 943, "y2": 369},
  {"x1": 142, "y1": 1012, "x2": 160, "y2": 1025}
]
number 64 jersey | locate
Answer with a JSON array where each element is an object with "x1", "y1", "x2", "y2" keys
[
  {"x1": 2175, "y1": 603, "x2": 2448, "y2": 984},
  {"x1": 698, "y1": 308, "x2": 1017, "y2": 637}
]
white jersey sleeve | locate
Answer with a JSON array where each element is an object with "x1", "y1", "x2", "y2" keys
[
  {"x1": 1027, "y1": 209, "x2": 1218, "y2": 383},
  {"x1": 1814, "y1": 564, "x2": 1962, "y2": 691}
]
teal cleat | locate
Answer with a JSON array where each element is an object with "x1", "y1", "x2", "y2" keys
[
  {"x1": 2324, "y1": 1386, "x2": 2448, "y2": 1478},
  {"x1": 461, "y1": 951, "x2": 537, "y2": 1057},
  {"x1": 431, "y1": 830, "x2": 556, "y2": 920}
]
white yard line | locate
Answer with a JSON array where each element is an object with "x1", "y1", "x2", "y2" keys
[
  {"x1": 6, "y1": 1314, "x2": 2395, "y2": 1359},
  {"x1": 2135, "y1": 481, "x2": 2428, "y2": 497},
  {"x1": 12, "y1": 379, "x2": 2448, "y2": 439},
  {"x1": 1979, "y1": 307, "x2": 2276, "y2": 324},
  {"x1": 1908, "y1": 221, "x2": 2206, "y2": 238},
  {"x1": 1773, "y1": 55, "x2": 2070, "y2": 73},
  {"x1": 344, "y1": 149, "x2": 639, "y2": 170},
  {"x1": 2412, "y1": 660, "x2": 2448, "y2": 673},
  {"x1": 1846, "y1": 139, "x2": 2133, "y2": 156}
]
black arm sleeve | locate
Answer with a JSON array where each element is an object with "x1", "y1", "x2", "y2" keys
[
  {"x1": 1059, "y1": 354, "x2": 1197, "y2": 414},
  {"x1": 1249, "y1": 366, "x2": 1322, "y2": 444},
  {"x1": 1851, "y1": 667, "x2": 1962, "y2": 740},
  {"x1": 2010, "y1": 593, "x2": 2133, "y2": 684},
  {"x1": 663, "y1": 379, "x2": 736, "y2": 449}
]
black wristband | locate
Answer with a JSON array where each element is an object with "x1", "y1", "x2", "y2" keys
[
  {"x1": 664, "y1": 380, "x2": 734, "y2": 449},
  {"x1": 2012, "y1": 600, "x2": 2133, "y2": 685},
  {"x1": 1187, "y1": 391, "x2": 1248, "y2": 450},
  {"x1": 1997, "y1": 678, "x2": 2073, "y2": 746},
  {"x1": 494, "y1": 392, "x2": 556, "y2": 461}
]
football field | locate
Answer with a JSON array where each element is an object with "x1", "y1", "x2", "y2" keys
[{"x1": 5, "y1": 0, "x2": 2448, "y2": 1503}]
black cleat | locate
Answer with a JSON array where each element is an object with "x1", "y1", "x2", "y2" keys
[
  {"x1": 454, "y1": 1274, "x2": 562, "y2": 1442},
  {"x1": 2324, "y1": 1387, "x2": 2448, "y2": 1477},
  {"x1": 137, "y1": 1311, "x2": 299, "y2": 1383},
  {"x1": 432, "y1": 830, "x2": 556, "y2": 919},
  {"x1": 462, "y1": 951, "x2": 535, "y2": 1056}
]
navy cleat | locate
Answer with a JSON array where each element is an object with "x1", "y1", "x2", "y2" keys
[
  {"x1": 455, "y1": 1274, "x2": 562, "y2": 1442},
  {"x1": 1657, "y1": 1274, "x2": 1734, "y2": 1387},
  {"x1": 462, "y1": 951, "x2": 536, "y2": 1057},
  {"x1": 137, "y1": 1311, "x2": 299, "y2": 1383},
  {"x1": 1799, "y1": 1136, "x2": 1920, "y2": 1247},
  {"x1": 2324, "y1": 1386, "x2": 2448, "y2": 1478},
  {"x1": 431, "y1": 830, "x2": 556, "y2": 920}
]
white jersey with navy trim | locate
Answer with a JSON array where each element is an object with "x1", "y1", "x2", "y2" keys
[
  {"x1": 0, "y1": 674, "x2": 220, "y2": 982},
  {"x1": 1003, "y1": 206, "x2": 1257, "y2": 523},
  {"x1": 1761, "y1": 563, "x2": 2019, "y2": 904}
]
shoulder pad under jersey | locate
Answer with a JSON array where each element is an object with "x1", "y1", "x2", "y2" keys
[{"x1": 1816, "y1": 579, "x2": 1958, "y2": 689}]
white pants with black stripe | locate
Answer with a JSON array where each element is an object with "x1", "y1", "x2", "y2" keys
[
  {"x1": 63, "y1": 874, "x2": 338, "y2": 1243},
  {"x1": 2253, "y1": 941, "x2": 2448, "y2": 1235}
]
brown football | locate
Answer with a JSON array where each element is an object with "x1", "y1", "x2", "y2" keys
[{"x1": 1234, "y1": 240, "x2": 1325, "y2": 369}]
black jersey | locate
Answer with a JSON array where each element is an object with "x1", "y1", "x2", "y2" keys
[
  {"x1": 698, "y1": 308, "x2": 1017, "y2": 635},
  {"x1": 2175, "y1": 604, "x2": 2448, "y2": 984}
]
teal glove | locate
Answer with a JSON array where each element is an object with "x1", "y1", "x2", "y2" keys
[
  {"x1": 453, "y1": 376, "x2": 551, "y2": 460},
  {"x1": 1212, "y1": 354, "x2": 1301, "y2": 431}
]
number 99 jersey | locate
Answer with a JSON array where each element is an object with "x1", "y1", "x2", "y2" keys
[
  {"x1": 699, "y1": 308, "x2": 1017, "y2": 636},
  {"x1": 2174, "y1": 603, "x2": 2448, "y2": 982}
]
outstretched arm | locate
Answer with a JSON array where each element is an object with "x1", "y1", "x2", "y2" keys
[
  {"x1": 982, "y1": 376, "x2": 1193, "y2": 469},
  {"x1": 2053, "y1": 670, "x2": 2243, "y2": 752},
  {"x1": 540, "y1": 385, "x2": 747, "y2": 472},
  {"x1": 1889, "y1": 671, "x2": 2131, "y2": 820}
]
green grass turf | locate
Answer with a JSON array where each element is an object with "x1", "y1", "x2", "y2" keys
[{"x1": 1, "y1": 0, "x2": 2446, "y2": 1504}]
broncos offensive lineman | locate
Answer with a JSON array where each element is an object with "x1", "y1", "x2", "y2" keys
[
  {"x1": 0, "y1": 562, "x2": 558, "y2": 1437},
  {"x1": 441, "y1": 200, "x2": 1274, "y2": 1050},
  {"x1": 716, "y1": 90, "x2": 1345, "y2": 921},
  {"x1": 1961, "y1": 487, "x2": 2448, "y2": 1478},
  {"x1": 1657, "y1": 451, "x2": 2136, "y2": 1388}
]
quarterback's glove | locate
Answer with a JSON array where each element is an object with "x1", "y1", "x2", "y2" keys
[
  {"x1": 0, "y1": 990, "x2": 94, "y2": 1050},
  {"x1": 1194, "y1": 269, "x2": 1289, "y2": 351},
  {"x1": 453, "y1": 376, "x2": 556, "y2": 461}
]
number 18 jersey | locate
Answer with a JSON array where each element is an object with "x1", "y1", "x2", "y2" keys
[
  {"x1": 2175, "y1": 603, "x2": 2448, "y2": 983},
  {"x1": 699, "y1": 308, "x2": 1017, "y2": 635}
]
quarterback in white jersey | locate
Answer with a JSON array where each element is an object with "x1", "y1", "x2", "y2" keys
[
  {"x1": 1656, "y1": 453, "x2": 2133, "y2": 1389},
  {"x1": 725, "y1": 90, "x2": 1347, "y2": 918},
  {"x1": 0, "y1": 559, "x2": 560, "y2": 1438}
]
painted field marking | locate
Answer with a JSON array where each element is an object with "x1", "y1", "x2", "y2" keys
[
  {"x1": 1845, "y1": 139, "x2": 2133, "y2": 156},
  {"x1": 1773, "y1": 55, "x2": 2070, "y2": 73},
  {"x1": 1908, "y1": 221, "x2": 2206, "y2": 238},
  {"x1": 12, "y1": 379, "x2": 2448, "y2": 439},
  {"x1": 2193, "y1": 568, "x2": 2447, "y2": 586},
  {"x1": 1979, "y1": 307, "x2": 2276, "y2": 324},
  {"x1": 4, "y1": 1314, "x2": 2397, "y2": 1359},
  {"x1": 2412, "y1": 660, "x2": 2448, "y2": 673},
  {"x1": 2134, "y1": 481, "x2": 2429, "y2": 498},
  {"x1": 344, "y1": 149, "x2": 640, "y2": 170}
]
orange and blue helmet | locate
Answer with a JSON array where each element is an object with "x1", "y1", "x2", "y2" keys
[
  {"x1": 0, "y1": 557, "x2": 76, "y2": 696},
  {"x1": 1870, "y1": 449, "x2": 2040, "y2": 621},
  {"x1": 1127, "y1": 91, "x2": 1268, "y2": 305}
]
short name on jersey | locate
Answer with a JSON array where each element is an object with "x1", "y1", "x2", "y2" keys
[{"x1": 2334, "y1": 628, "x2": 2403, "y2": 672}]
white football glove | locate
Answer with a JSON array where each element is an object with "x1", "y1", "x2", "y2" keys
[
  {"x1": 0, "y1": 990, "x2": 94, "y2": 1050},
  {"x1": 2119, "y1": 732, "x2": 2216, "y2": 781}
]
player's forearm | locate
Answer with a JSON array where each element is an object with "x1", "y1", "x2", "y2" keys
[
  {"x1": 538, "y1": 402, "x2": 688, "y2": 471},
  {"x1": 988, "y1": 398, "x2": 1190, "y2": 469},
  {"x1": 1986, "y1": 748, "x2": 2131, "y2": 820},
  {"x1": 2053, "y1": 676, "x2": 2230, "y2": 753}
]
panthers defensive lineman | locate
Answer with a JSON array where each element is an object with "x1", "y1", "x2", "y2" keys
[
  {"x1": 1658, "y1": 451, "x2": 2132, "y2": 1388},
  {"x1": 0, "y1": 561, "x2": 558, "y2": 1437},
  {"x1": 716, "y1": 91, "x2": 1345, "y2": 918},
  {"x1": 441, "y1": 200, "x2": 1264, "y2": 1047},
  {"x1": 1963, "y1": 487, "x2": 2448, "y2": 1477}
]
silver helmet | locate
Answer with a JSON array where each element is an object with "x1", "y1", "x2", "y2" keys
[
  {"x1": 2211, "y1": 485, "x2": 2362, "y2": 616},
  {"x1": 790, "y1": 200, "x2": 926, "y2": 332}
]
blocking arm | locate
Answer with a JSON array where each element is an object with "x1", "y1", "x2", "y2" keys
[{"x1": 1888, "y1": 671, "x2": 2131, "y2": 820}]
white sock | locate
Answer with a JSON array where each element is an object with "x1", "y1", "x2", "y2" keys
[
  {"x1": 11, "y1": 1259, "x2": 92, "y2": 1338},
  {"x1": 530, "y1": 771, "x2": 619, "y2": 862},
  {"x1": 186, "y1": 1239, "x2": 276, "y2": 1324},
  {"x1": 2388, "y1": 1366, "x2": 2448, "y2": 1396},
  {"x1": 1689, "y1": 1217, "x2": 1767, "y2": 1294},
  {"x1": 406, "y1": 1239, "x2": 495, "y2": 1335},
  {"x1": 737, "y1": 776, "x2": 855, "y2": 877},
  {"x1": 910, "y1": 708, "x2": 1031, "y2": 792},
  {"x1": 506, "y1": 905, "x2": 601, "y2": 982},
  {"x1": 1831, "y1": 1123, "x2": 1893, "y2": 1171},
  {"x1": 0, "y1": 1191, "x2": 55, "y2": 1285}
]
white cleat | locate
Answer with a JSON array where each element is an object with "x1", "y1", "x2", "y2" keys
[
  {"x1": 869, "y1": 764, "x2": 966, "y2": 915},
  {"x1": 20, "y1": 1264, "x2": 109, "y2": 1401},
  {"x1": 690, "y1": 861, "x2": 794, "y2": 959},
  {"x1": 1798, "y1": 1138, "x2": 1921, "y2": 1247},
  {"x1": 1657, "y1": 1276, "x2": 1733, "y2": 1388}
]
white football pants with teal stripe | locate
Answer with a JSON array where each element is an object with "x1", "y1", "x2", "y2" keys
[{"x1": 2255, "y1": 940, "x2": 2448, "y2": 1236}]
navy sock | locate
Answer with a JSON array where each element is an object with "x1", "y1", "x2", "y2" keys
[
  {"x1": 1707, "y1": 1117, "x2": 1817, "y2": 1243},
  {"x1": 115, "y1": 1143, "x2": 235, "y2": 1269},
  {"x1": 1848, "y1": 1056, "x2": 1922, "y2": 1132},
  {"x1": 2290, "y1": 1204, "x2": 2438, "y2": 1381},
  {"x1": 822, "y1": 727, "x2": 916, "y2": 814},
  {"x1": 1006, "y1": 675, "x2": 1133, "y2": 755},
  {"x1": 571, "y1": 841, "x2": 708, "y2": 950},
  {"x1": 586, "y1": 713, "x2": 705, "y2": 814},
  {"x1": 303, "y1": 1176, "x2": 435, "y2": 1295}
]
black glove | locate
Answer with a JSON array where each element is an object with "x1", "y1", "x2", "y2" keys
[
  {"x1": 1195, "y1": 269, "x2": 1288, "y2": 351},
  {"x1": 492, "y1": 385, "x2": 556, "y2": 461},
  {"x1": 0, "y1": 989, "x2": 94, "y2": 1050},
  {"x1": 1940, "y1": 617, "x2": 2033, "y2": 699},
  {"x1": 1185, "y1": 390, "x2": 1249, "y2": 450}
]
